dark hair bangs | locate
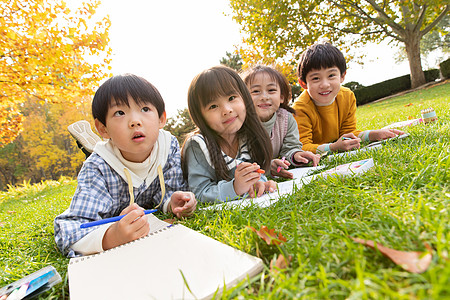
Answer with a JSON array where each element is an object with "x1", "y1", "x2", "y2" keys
[
  {"x1": 298, "y1": 43, "x2": 347, "y2": 83},
  {"x1": 92, "y1": 74, "x2": 165, "y2": 125},
  {"x1": 307, "y1": 48, "x2": 345, "y2": 74},
  {"x1": 195, "y1": 68, "x2": 242, "y2": 108}
]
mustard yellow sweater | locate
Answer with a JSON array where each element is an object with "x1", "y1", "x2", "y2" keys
[{"x1": 292, "y1": 87, "x2": 361, "y2": 153}]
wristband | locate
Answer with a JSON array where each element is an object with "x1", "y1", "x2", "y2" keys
[
  {"x1": 362, "y1": 130, "x2": 371, "y2": 142},
  {"x1": 323, "y1": 143, "x2": 331, "y2": 152}
]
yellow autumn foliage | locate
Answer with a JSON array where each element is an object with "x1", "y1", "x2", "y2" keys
[{"x1": 0, "y1": 0, "x2": 112, "y2": 146}]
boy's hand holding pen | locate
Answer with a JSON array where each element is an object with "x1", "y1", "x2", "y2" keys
[
  {"x1": 332, "y1": 133, "x2": 361, "y2": 151},
  {"x1": 101, "y1": 203, "x2": 151, "y2": 251}
]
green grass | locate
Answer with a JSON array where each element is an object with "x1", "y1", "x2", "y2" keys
[{"x1": 1, "y1": 81, "x2": 449, "y2": 299}]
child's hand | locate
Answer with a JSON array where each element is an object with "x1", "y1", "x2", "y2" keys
[
  {"x1": 270, "y1": 158, "x2": 292, "y2": 179},
  {"x1": 294, "y1": 151, "x2": 321, "y2": 167},
  {"x1": 170, "y1": 191, "x2": 197, "y2": 218},
  {"x1": 234, "y1": 162, "x2": 264, "y2": 196},
  {"x1": 331, "y1": 133, "x2": 361, "y2": 152},
  {"x1": 369, "y1": 129, "x2": 405, "y2": 141},
  {"x1": 102, "y1": 203, "x2": 150, "y2": 250},
  {"x1": 248, "y1": 180, "x2": 277, "y2": 198}
]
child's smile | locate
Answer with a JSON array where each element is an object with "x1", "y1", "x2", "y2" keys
[
  {"x1": 201, "y1": 93, "x2": 246, "y2": 143},
  {"x1": 249, "y1": 72, "x2": 282, "y2": 122},
  {"x1": 301, "y1": 67, "x2": 345, "y2": 106}
]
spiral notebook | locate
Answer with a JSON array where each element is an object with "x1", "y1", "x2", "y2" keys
[{"x1": 68, "y1": 215, "x2": 264, "y2": 300}]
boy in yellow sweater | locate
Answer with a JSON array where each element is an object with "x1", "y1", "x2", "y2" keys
[{"x1": 293, "y1": 42, "x2": 404, "y2": 154}]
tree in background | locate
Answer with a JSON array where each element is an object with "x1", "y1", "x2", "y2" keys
[
  {"x1": 164, "y1": 108, "x2": 196, "y2": 146},
  {"x1": 0, "y1": 0, "x2": 112, "y2": 146},
  {"x1": 220, "y1": 51, "x2": 243, "y2": 71},
  {"x1": 396, "y1": 15, "x2": 449, "y2": 68},
  {"x1": 220, "y1": 51, "x2": 302, "y2": 102},
  {"x1": 0, "y1": 96, "x2": 91, "y2": 190},
  {"x1": 229, "y1": 0, "x2": 449, "y2": 88}
]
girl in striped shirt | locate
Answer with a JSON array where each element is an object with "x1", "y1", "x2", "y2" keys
[{"x1": 182, "y1": 66, "x2": 276, "y2": 203}]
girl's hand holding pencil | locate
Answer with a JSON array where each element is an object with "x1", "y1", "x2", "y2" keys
[
  {"x1": 234, "y1": 162, "x2": 266, "y2": 196},
  {"x1": 271, "y1": 157, "x2": 292, "y2": 179}
]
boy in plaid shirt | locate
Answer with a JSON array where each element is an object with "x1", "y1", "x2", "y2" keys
[{"x1": 54, "y1": 74, "x2": 196, "y2": 257}]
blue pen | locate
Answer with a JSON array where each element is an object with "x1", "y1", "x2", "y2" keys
[
  {"x1": 80, "y1": 209, "x2": 157, "y2": 229},
  {"x1": 342, "y1": 137, "x2": 352, "y2": 141}
]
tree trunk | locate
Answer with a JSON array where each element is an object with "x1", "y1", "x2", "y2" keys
[{"x1": 404, "y1": 35, "x2": 426, "y2": 88}]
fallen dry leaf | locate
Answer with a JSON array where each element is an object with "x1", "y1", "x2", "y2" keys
[
  {"x1": 248, "y1": 225, "x2": 287, "y2": 245},
  {"x1": 404, "y1": 103, "x2": 414, "y2": 107},
  {"x1": 351, "y1": 237, "x2": 432, "y2": 273},
  {"x1": 163, "y1": 219, "x2": 175, "y2": 224},
  {"x1": 270, "y1": 254, "x2": 292, "y2": 272}
]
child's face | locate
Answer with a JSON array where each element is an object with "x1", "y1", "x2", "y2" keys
[
  {"x1": 300, "y1": 67, "x2": 345, "y2": 105},
  {"x1": 248, "y1": 72, "x2": 282, "y2": 122},
  {"x1": 201, "y1": 92, "x2": 246, "y2": 143},
  {"x1": 95, "y1": 96, "x2": 166, "y2": 162}
]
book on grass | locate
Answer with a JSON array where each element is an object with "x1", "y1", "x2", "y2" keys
[
  {"x1": 289, "y1": 165, "x2": 326, "y2": 179},
  {"x1": 382, "y1": 119, "x2": 422, "y2": 129},
  {"x1": 68, "y1": 214, "x2": 264, "y2": 300},
  {"x1": 364, "y1": 132, "x2": 410, "y2": 148},
  {"x1": 0, "y1": 266, "x2": 61, "y2": 300},
  {"x1": 326, "y1": 144, "x2": 382, "y2": 160},
  {"x1": 318, "y1": 158, "x2": 375, "y2": 179},
  {"x1": 326, "y1": 133, "x2": 409, "y2": 160},
  {"x1": 202, "y1": 166, "x2": 325, "y2": 211},
  {"x1": 203, "y1": 160, "x2": 373, "y2": 211}
]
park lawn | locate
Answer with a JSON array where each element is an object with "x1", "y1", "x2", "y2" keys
[{"x1": 0, "y1": 81, "x2": 449, "y2": 299}]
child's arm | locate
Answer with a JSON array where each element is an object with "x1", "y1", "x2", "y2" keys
[
  {"x1": 248, "y1": 179, "x2": 277, "y2": 198},
  {"x1": 293, "y1": 101, "x2": 328, "y2": 153},
  {"x1": 271, "y1": 158, "x2": 293, "y2": 179},
  {"x1": 54, "y1": 158, "x2": 129, "y2": 257},
  {"x1": 234, "y1": 162, "x2": 268, "y2": 196},
  {"x1": 338, "y1": 91, "x2": 362, "y2": 138},
  {"x1": 169, "y1": 191, "x2": 197, "y2": 218},
  {"x1": 329, "y1": 133, "x2": 361, "y2": 152},
  {"x1": 183, "y1": 139, "x2": 240, "y2": 202},
  {"x1": 293, "y1": 112, "x2": 320, "y2": 153},
  {"x1": 293, "y1": 151, "x2": 320, "y2": 166},
  {"x1": 102, "y1": 204, "x2": 150, "y2": 251},
  {"x1": 367, "y1": 129, "x2": 405, "y2": 141}
]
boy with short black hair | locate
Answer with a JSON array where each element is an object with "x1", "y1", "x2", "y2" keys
[
  {"x1": 293, "y1": 42, "x2": 404, "y2": 154},
  {"x1": 55, "y1": 74, "x2": 197, "y2": 257}
]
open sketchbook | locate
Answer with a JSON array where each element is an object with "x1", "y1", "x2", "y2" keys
[
  {"x1": 68, "y1": 215, "x2": 264, "y2": 300},
  {"x1": 203, "y1": 159, "x2": 374, "y2": 211}
]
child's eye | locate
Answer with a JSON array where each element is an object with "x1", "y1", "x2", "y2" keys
[
  {"x1": 228, "y1": 96, "x2": 236, "y2": 101},
  {"x1": 312, "y1": 77, "x2": 319, "y2": 81},
  {"x1": 113, "y1": 110, "x2": 125, "y2": 117},
  {"x1": 141, "y1": 106, "x2": 151, "y2": 112},
  {"x1": 208, "y1": 104, "x2": 218, "y2": 110},
  {"x1": 269, "y1": 89, "x2": 277, "y2": 93},
  {"x1": 251, "y1": 89, "x2": 260, "y2": 94}
]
